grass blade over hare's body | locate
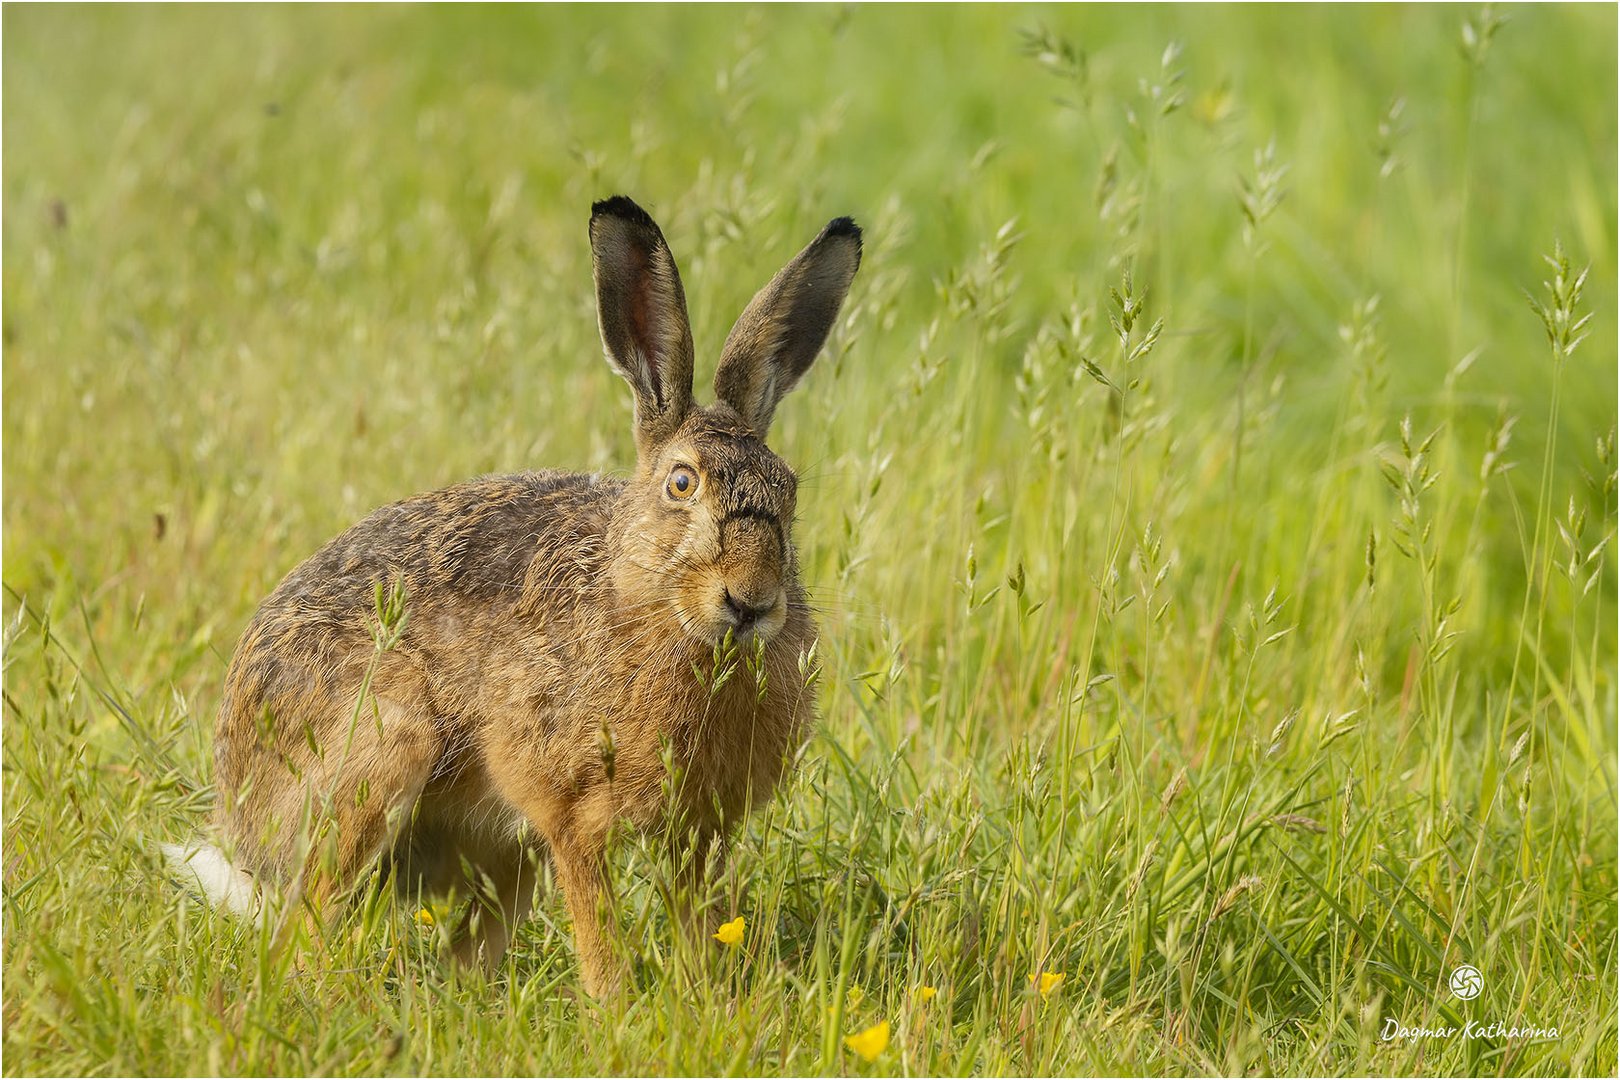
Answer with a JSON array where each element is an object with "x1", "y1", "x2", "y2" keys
[{"x1": 174, "y1": 197, "x2": 860, "y2": 997}]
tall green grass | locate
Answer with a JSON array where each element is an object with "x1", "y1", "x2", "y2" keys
[{"x1": 3, "y1": 4, "x2": 1615, "y2": 1075}]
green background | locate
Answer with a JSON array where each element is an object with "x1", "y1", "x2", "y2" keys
[{"x1": 4, "y1": 4, "x2": 1615, "y2": 1075}]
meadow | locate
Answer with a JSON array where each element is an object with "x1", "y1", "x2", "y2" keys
[{"x1": 3, "y1": 4, "x2": 1616, "y2": 1075}]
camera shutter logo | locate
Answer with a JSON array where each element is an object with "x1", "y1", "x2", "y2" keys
[{"x1": 1449, "y1": 964, "x2": 1484, "y2": 1000}]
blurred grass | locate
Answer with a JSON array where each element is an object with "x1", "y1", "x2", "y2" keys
[{"x1": 3, "y1": 4, "x2": 1616, "y2": 1076}]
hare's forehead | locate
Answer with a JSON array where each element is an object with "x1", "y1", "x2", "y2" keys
[{"x1": 670, "y1": 431, "x2": 796, "y2": 497}]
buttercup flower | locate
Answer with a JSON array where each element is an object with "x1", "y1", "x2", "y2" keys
[
  {"x1": 844, "y1": 1020, "x2": 890, "y2": 1062},
  {"x1": 1030, "y1": 970, "x2": 1065, "y2": 997},
  {"x1": 917, "y1": 985, "x2": 938, "y2": 1002},
  {"x1": 713, "y1": 915, "x2": 746, "y2": 946}
]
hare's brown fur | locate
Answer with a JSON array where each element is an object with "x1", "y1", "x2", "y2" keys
[{"x1": 206, "y1": 197, "x2": 859, "y2": 995}]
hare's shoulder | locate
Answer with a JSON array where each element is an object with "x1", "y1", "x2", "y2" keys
[{"x1": 266, "y1": 471, "x2": 624, "y2": 618}]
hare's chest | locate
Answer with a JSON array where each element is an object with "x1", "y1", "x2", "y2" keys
[{"x1": 657, "y1": 686, "x2": 804, "y2": 827}]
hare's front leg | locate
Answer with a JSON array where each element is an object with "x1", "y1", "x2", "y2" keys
[
  {"x1": 449, "y1": 843, "x2": 542, "y2": 973},
  {"x1": 545, "y1": 823, "x2": 625, "y2": 997},
  {"x1": 670, "y1": 828, "x2": 725, "y2": 945},
  {"x1": 482, "y1": 735, "x2": 626, "y2": 996}
]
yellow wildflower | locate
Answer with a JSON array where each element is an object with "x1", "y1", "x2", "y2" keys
[
  {"x1": 1030, "y1": 970, "x2": 1065, "y2": 997},
  {"x1": 916, "y1": 984, "x2": 938, "y2": 1002},
  {"x1": 713, "y1": 915, "x2": 746, "y2": 946},
  {"x1": 844, "y1": 1020, "x2": 890, "y2": 1062},
  {"x1": 416, "y1": 901, "x2": 451, "y2": 928}
]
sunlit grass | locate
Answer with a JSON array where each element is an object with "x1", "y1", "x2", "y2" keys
[{"x1": 3, "y1": 4, "x2": 1615, "y2": 1076}]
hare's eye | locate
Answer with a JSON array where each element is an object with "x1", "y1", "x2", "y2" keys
[{"x1": 665, "y1": 465, "x2": 699, "y2": 500}]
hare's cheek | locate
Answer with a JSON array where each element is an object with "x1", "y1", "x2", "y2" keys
[
  {"x1": 681, "y1": 508, "x2": 724, "y2": 565},
  {"x1": 643, "y1": 506, "x2": 702, "y2": 568}
]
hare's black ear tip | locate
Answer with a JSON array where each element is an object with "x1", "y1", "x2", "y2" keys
[
  {"x1": 824, "y1": 216, "x2": 862, "y2": 245},
  {"x1": 823, "y1": 216, "x2": 862, "y2": 265},
  {"x1": 591, "y1": 195, "x2": 656, "y2": 228}
]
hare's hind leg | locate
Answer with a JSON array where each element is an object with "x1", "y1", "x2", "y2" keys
[{"x1": 272, "y1": 696, "x2": 441, "y2": 956}]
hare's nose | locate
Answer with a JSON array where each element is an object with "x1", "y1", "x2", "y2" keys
[{"x1": 723, "y1": 589, "x2": 776, "y2": 631}]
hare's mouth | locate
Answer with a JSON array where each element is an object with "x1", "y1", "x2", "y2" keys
[{"x1": 681, "y1": 586, "x2": 786, "y2": 648}]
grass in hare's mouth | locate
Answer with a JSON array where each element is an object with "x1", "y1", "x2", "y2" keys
[{"x1": 3, "y1": 4, "x2": 1615, "y2": 1076}]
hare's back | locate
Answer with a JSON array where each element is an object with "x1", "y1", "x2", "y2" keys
[
  {"x1": 220, "y1": 470, "x2": 617, "y2": 742},
  {"x1": 257, "y1": 471, "x2": 621, "y2": 626}
]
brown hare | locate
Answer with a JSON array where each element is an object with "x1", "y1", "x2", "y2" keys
[{"x1": 165, "y1": 196, "x2": 860, "y2": 996}]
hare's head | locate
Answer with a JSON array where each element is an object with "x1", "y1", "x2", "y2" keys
[{"x1": 588, "y1": 196, "x2": 859, "y2": 647}]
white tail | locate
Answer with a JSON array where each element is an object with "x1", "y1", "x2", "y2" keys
[{"x1": 161, "y1": 841, "x2": 261, "y2": 922}]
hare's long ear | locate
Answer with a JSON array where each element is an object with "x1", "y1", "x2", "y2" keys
[
  {"x1": 714, "y1": 217, "x2": 861, "y2": 433},
  {"x1": 589, "y1": 196, "x2": 695, "y2": 450}
]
